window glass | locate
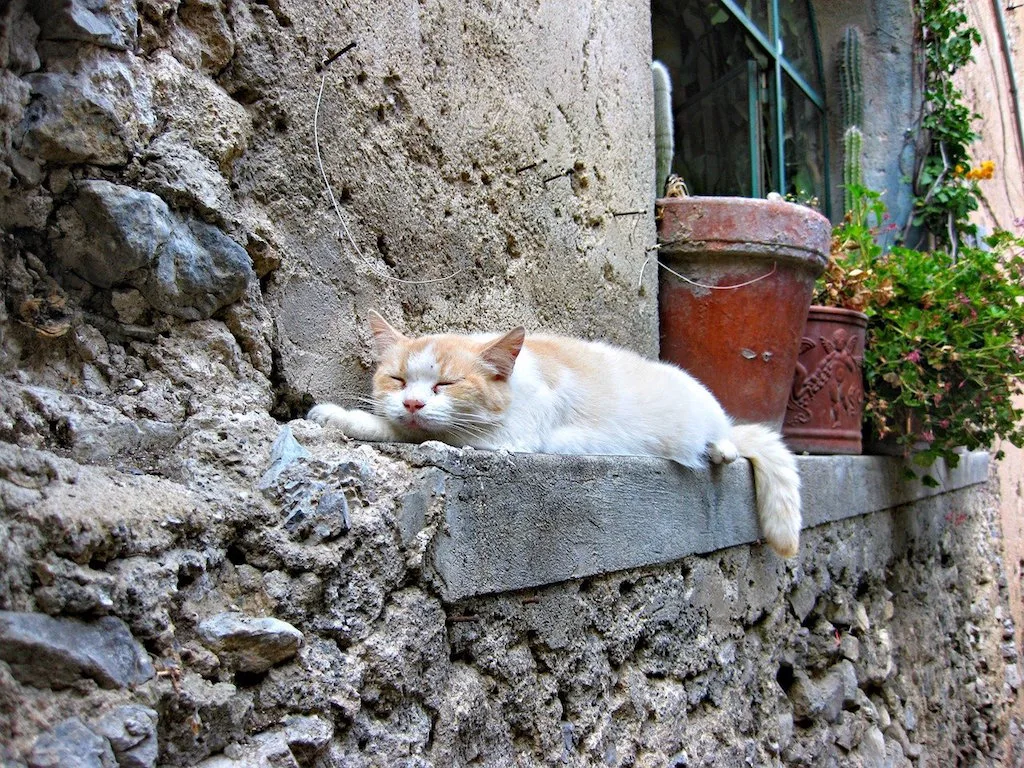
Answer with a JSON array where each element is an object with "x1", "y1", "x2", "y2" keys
[
  {"x1": 651, "y1": 0, "x2": 828, "y2": 212},
  {"x1": 777, "y1": 0, "x2": 822, "y2": 91},
  {"x1": 782, "y1": 73, "x2": 826, "y2": 204}
]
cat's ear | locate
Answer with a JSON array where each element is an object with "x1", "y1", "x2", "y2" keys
[
  {"x1": 480, "y1": 327, "x2": 525, "y2": 380},
  {"x1": 368, "y1": 311, "x2": 405, "y2": 357}
]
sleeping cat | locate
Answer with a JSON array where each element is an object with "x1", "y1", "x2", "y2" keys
[{"x1": 308, "y1": 311, "x2": 801, "y2": 557}]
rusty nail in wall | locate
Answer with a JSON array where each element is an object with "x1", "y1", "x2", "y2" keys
[{"x1": 319, "y1": 42, "x2": 358, "y2": 71}]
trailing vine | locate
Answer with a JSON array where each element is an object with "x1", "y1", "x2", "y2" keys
[{"x1": 909, "y1": 0, "x2": 984, "y2": 251}]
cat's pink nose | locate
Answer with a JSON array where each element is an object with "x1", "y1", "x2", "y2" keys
[{"x1": 403, "y1": 398, "x2": 425, "y2": 413}]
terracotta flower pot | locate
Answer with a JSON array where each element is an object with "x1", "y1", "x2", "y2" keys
[
  {"x1": 783, "y1": 306, "x2": 868, "y2": 454},
  {"x1": 656, "y1": 196, "x2": 830, "y2": 429}
]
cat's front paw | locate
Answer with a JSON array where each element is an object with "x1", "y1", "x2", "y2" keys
[
  {"x1": 307, "y1": 403, "x2": 355, "y2": 431},
  {"x1": 307, "y1": 403, "x2": 397, "y2": 442}
]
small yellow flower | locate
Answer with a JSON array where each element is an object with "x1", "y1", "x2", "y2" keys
[{"x1": 965, "y1": 160, "x2": 996, "y2": 181}]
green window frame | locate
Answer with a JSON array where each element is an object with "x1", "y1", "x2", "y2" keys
[{"x1": 652, "y1": 0, "x2": 830, "y2": 216}]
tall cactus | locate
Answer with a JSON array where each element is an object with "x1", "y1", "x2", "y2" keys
[
  {"x1": 843, "y1": 126, "x2": 864, "y2": 210},
  {"x1": 838, "y1": 27, "x2": 864, "y2": 212},
  {"x1": 652, "y1": 60, "x2": 674, "y2": 198},
  {"x1": 838, "y1": 27, "x2": 863, "y2": 129}
]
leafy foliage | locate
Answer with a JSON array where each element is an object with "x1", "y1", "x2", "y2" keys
[{"x1": 821, "y1": 188, "x2": 1024, "y2": 468}]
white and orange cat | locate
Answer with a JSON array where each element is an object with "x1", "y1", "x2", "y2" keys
[{"x1": 308, "y1": 311, "x2": 801, "y2": 557}]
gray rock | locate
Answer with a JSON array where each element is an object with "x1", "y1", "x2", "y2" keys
[
  {"x1": 149, "y1": 51, "x2": 252, "y2": 172},
  {"x1": 134, "y1": 133, "x2": 236, "y2": 221},
  {"x1": 834, "y1": 659, "x2": 859, "y2": 706},
  {"x1": 157, "y1": 673, "x2": 253, "y2": 765},
  {"x1": 142, "y1": 217, "x2": 252, "y2": 320},
  {"x1": 93, "y1": 706, "x2": 159, "y2": 768},
  {"x1": 0, "y1": 70, "x2": 32, "y2": 124},
  {"x1": 259, "y1": 426, "x2": 310, "y2": 489},
  {"x1": 21, "y1": 57, "x2": 153, "y2": 166},
  {"x1": 54, "y1": 180, "x2": 253, "y2": 319},
  {"x1": 2, "y1": 0, "x2": 41, "y2": 73},
  {"x1": 22, "y1": 72, "x2": 129, "y2": 166},
  {"x1": 859, "y1": 628, "x2": 894, "y2": 686},
  {"x1": 177, "y1": 0, "x2": 235, "y2": 72},
  {"x1": 789, "y1": 669, "x2": 845, "y2": 724},
  {"x1": 18, "y1": 383, "x2": 179, "y2": 464},
  {"x1": 28, "y1": 718, "x2": 116, "y2": 768},
  {"x1": 31, "y1": 0, "x2": 137, "y2": 50},
  {"x1": 854, "y1": 725, "x2": 888, "y2": 768},
  {"x1": 282, "y1": 714, "x2": 334, "y2": 763},
  {"x1": 284, "y1": 488, "x2": 351, "y2": 542},
  {"x1": 194, "y1": 732, "x2": 298, "y2": 768},
  {"x1": 55, "y1": 180, "x2": 171, "y2": 286},
  {"x1": 197, "y1": 612, "x2": 304, "y2": 673},
  {"x1": 0, "y1": 611, "x2": 154, "y2": 689},
  {"x1": 840, "y1": 633, "x2": 861, "y2": 662},
  {"x1": 1006, "y1": 662, "x2": 1022, "y2": 691}
]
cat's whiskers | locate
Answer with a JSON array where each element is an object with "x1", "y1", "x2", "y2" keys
[
  {"x1": 445, "y1": 423, "x2": 493, "y2": 443},
  {"x1": 325, "y1": 390, "x2": 380, "y2": 409}
]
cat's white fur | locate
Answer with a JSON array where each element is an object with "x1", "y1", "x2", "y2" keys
[{"x1": 308, "y1": 312, "x2": 802, "y2": 557}]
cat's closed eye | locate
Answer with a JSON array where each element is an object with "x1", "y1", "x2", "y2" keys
[
  {"x1": 390, "y1": 375, "x2": 406, "y2": 386},
  {"x1": 432, "y1": 380, "x2": 459, "y2": 393}
]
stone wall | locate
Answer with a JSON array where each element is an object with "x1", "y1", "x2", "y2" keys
[
  {"x1": 1, "y1": 423, "x2": 1021, "y2": 767},
  {"x1": 1, "y1": 0, "x2": 1022, "y2": 766}
]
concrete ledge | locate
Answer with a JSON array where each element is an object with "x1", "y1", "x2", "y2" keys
[{"x1": 386, "y1": 445, "x2": 990, "y2": 602}]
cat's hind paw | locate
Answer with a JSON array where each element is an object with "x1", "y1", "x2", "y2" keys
[{"x1": 707, "y1": 439, "x2": 739, "y2": 464}]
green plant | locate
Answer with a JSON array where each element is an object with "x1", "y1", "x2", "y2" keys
[
  {"x1": 821, "y1": 187, "x2": 1024, "y2": 474},
  {"x1": 867, "y1": 232, "x2": 1024, "y2": 471}
]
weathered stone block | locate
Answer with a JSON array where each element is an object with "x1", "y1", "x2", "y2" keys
[
  {"x1": 27, "y1": 718, "x2": 116, "y2": 768},
  {"x1": 54, "y1": 180, "x2": 253, "y2": 319},
  {"x1": 789, "y1": 669, "x2": 845, "y2": 724},
  {"x1": 150, "y1": 51, "x2": 252, "y2": 172},
  {"x1": 196, "y1": 612, "x2": 304, "y2": 673},
  {"x1": 0, "y1": 611, "x2": 154, "y2": 689},
  {"x1": 21, "y1": 57, "x2": 153, "y2": 165},
  {"x1": 32, "y1": 0, "x2": 138, "y2": 50},
  {"x1": 281, "y1": 714, "x2": 334, "y2": 763},
  {"x1": 143, "y1": 217, "x2": 252, "y2": 319},
  {"x1": 55, "y1": 180, "x2": 170, "y2": 286},
  {"x1": 2, "y1": 0, "x2": 41, "y2": 73},
  {"x1": 93, "y1": 706, "x2": 159, "y2": 768}
]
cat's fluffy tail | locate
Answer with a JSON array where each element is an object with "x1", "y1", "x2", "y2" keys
[{"x1": 730, "y1": 423, "x2": 802, "y2": 558}]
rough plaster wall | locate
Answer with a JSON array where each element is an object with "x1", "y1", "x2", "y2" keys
[
  {"x1": 239, "y1": 0, "x2": 660, "y2": 404},
  {"x1": 812, "y1": 0, "x2": 918, "y2": 225},
  {"x1": 959, "y1": 0, "x2": 1024, "y2": 734}
]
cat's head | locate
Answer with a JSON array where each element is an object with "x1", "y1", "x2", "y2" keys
[{"x1": 367, "y1": 311, "x2": 525, "y2": 437}]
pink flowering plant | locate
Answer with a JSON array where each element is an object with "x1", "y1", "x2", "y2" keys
[
  {"x1": 867, "y1": 235, "x2": 1024, "y2": 467},
  {"x1": 825, "y1": 187, "x2": 1024, "y2": 471},
  {"x1": 819, "y1": 187, "x2": 1024, "y2": 475}
]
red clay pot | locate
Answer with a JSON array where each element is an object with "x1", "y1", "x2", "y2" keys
[
  {"x1": 783, "y1": 306, "x2": 868, "y2": 454},
  {"x1": 656, "y1": 196, "x2": 830, "y2": 429}
]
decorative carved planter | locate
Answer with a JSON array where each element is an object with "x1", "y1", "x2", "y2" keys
[
  {"x1": 783, "y1": 306, "x2": 868, "y2": 455},
  {"x1": 656, "y1": 196, "x2": 830, "y2": 429}
]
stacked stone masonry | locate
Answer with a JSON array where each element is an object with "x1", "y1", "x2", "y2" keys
[{"x1": 1, "y1": 0, "x2": 1022, "y2": 766}]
